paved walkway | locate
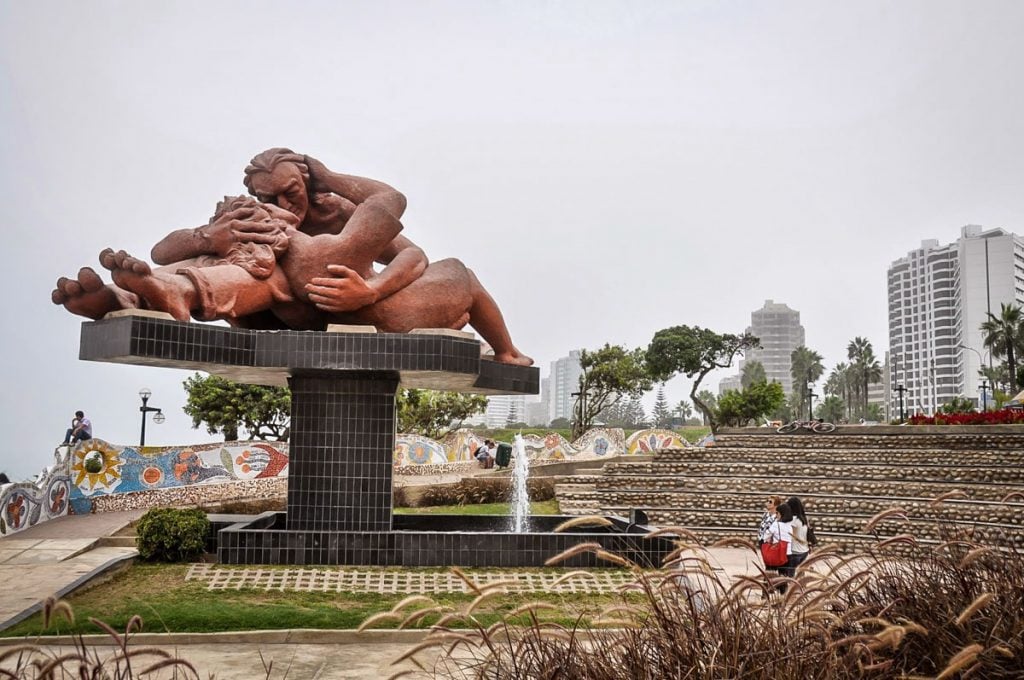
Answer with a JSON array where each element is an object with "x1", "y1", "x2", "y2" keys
[
  {"x1": 0, "y1": 511, "x2": 772, "y2": 678},
  {"x1": 0, "y1": 511, "x2": 143, "y2": 630}
]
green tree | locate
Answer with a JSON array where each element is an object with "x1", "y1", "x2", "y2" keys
[
  {"x1": 981, "y1": 303, "x2": 1024, "y2": 393},
  {"x1": 651, "y1": 384, "x2": 673, "y2": 428},
  {"x1": 815, "y1": 395, "x2": 845, "y2": 423},
  {"x1": 550, "y1": 417, "x2": 571, "y2": 429},
  {"x1": 571, "y1": 345, "x2": 653, "y2": 439},
  {"x1": 695, "y1": 390, "x2": 717, "y2": 426},
  {"x1": 622, "y1": 396, "x2": 648, "y2": 427},
  {"x1": 741, "y1": 360, "x2": 767, "y2": 388},
  {"x1": 183, "y1": 373, "x2": 290, "y2": 441},
  {"x1": 645, "y1": 326, "x2": 760, "y2": 433},
  {"x1": 790, "y1": 346, "x2": 825, "y2": 420},
  {"x1": 940, "y1": 395, "x2": 976, "y2": 414},
  {"x1": 715, "y1": 381, "x2": 785, "y2": 427},
  {"x1": 397, "y1": 389, "x2": 488, "y2": 439}
]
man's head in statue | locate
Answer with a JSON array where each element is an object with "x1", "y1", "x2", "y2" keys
[{"x1": 243, "y1": 148, "x2": 311, "y2": 223}]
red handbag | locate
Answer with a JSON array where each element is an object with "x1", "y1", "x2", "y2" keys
[{"x1": 760, "y1": 539, "x2": 789, "y2": 567}]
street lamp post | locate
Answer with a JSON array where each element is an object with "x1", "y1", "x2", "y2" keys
[
  {"x1": 980, "y1": 380, "x2": 989, "y2": 411},
  {"x1": 807, "y1": 387, "x2": 816, "y2": 420},
  {"x1": 958, "y1": 344, "x2": 991, "y2": 409},
  {"x1": 895, "y1": 384, "x2": 907, "y2": 423},
  {"x1": 138, "y1": 388, "x2": 165, "y2": 447},
  {"x1": 570, "y1": 390, "x2": 585, "y2": 437}
]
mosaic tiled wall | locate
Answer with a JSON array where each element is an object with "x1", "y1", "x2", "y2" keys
[
  {"x1": 0, "y1": 449, "x2": 72, "y2": 536},
  {"x1": 55, "y1": 428, "x2": 689, "y2": 515},
  {"x1": 67, "y1": 439, "x2": 291, "y2": 514}
]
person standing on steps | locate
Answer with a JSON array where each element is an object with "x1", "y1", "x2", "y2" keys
[
  {"x1": 62, "y1": 410, "x2": 92, "y2": 446},
  {"x1": 786, "y1": 496, "x2": 814, "y2": 574}
]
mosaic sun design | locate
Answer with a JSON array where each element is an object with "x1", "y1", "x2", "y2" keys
[{"x1": 71, "y1": 440, "x2": 123, "y2": 493}]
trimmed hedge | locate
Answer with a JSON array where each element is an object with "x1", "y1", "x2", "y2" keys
[{"x1": 136, "y1": 508, "x2": 210, "y2": 562}]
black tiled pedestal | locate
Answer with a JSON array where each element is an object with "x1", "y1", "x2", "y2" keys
[
  {"x1": 80, "y1": 315, "x2": 675, "y2": 567},
  {"x1": 287, "y1": 372, "x2": 398, "y2": 532}
]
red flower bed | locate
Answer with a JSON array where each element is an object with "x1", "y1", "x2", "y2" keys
[{"x1": 908, "y1": 409, "x2": 1024, "y2": 426}]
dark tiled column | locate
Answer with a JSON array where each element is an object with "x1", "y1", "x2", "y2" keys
[{"x1": 286, "y1": 371, "x2": 398, "y2": 531}]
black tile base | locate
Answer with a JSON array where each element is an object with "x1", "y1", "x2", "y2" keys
[
  {"x1": 287, "y1": 372, "x2": 398, "y2": 532},
  {"x1": 217, "y1": 513, "x2": 676, "y2": 568}
]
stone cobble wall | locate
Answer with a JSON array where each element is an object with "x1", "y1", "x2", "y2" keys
[
  {"x1": 86, "y1": 477, "x2": 287, "y2": 513},
  {"x1": 393, "y1": 462, "x2": 479, "y2": 476}
]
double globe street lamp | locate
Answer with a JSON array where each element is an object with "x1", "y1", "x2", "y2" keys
[{"x1": 138, "y1": 388, "x2": 165, "y2": 447}]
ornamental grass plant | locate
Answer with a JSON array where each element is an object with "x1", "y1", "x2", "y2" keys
[{"x1": 374, "y1": 506, "x2": 1024, "y2": 679}]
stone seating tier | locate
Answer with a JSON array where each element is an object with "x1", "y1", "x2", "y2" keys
[
  {"x1": 654, "y1": 446, "x2": 1024, "y2": 465},
  {"x1": 589, "y1": 474, "x2": 1023, "y2": 501},
  {"x1": 598, "y1": 461, "x2": 1024, "y2": 486},
  {"x1": 712, "y1": 430, "x2": 1024, "y2": 450},
  {"x1": 552, "y1": 429, "x2": 1024, "y2": 553}
]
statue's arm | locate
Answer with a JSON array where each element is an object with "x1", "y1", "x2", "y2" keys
[
  {"x1": 304, "y1": 155, "x2": 407, "y2": 220},
  {"x1": 370, "y1": 235, "x2": 427, "y2": 300},
  {"x1": 150, "y1": 228, "x2": 211, "y2": 265}
]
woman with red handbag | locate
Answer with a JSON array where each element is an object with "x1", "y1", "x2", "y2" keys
[{"x1": 761, "y1": 503, "x2": 793, "y2": 592}]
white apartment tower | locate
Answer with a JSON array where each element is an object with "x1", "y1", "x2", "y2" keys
[
  {"x1": 887, "y1": 226, "x2": 1024, "y2": 415},
  {"x1": 744, "y1": 300, "x2": 806, "y2": 396},
  {"x1": 550, "y1": 350, "x2": 583, "y2": 423}
]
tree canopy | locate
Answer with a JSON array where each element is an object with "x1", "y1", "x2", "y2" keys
[
  {"x1": 715, "y1": 381, "x2": 785, "y2": 428},
  {"x1": 572, "y1": 344, "x2": 653, "y2": 439},
  {"x1": 397, "y1": 389, "x2": 488, "y2": 439},
  {"x1": 646, "y1": 325, "x2": 760, "y2": 432},
  {"x1": 183, "y1": 373, "x2": 290, "y2": 441}
]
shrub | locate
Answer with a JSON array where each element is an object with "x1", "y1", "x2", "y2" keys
[
  {"x1": 419, "y1": 477, "x2": 557, "y2": 507},
  {"x1": 135, "y1": 507, "x2": 210, "y2": 562}
]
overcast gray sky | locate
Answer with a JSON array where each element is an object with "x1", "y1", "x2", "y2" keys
[{"x1": 2, "y1": 1, "x2": 1023, "y2": 479}]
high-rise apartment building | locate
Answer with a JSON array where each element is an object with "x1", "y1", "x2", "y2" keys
[
  {"x1": 743, "y1": 300, "x2": 806, "y2": 396},
  {"x1": 550, "y1": 350, "x2": 583, "y2": 423},
  {"x1": 887, "y1": 226, "x2": 1024, "y2": 414}
]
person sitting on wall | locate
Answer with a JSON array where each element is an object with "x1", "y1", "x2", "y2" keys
[{"x1": 62, "y1": 410, "x2": 92, "y2": 446}]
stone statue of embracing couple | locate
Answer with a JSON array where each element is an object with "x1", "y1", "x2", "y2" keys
[{"x1": 52, "y1": 149, "x2": 532, "y2": 366}]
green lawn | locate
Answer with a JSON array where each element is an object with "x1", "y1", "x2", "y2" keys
[
  {"x1": 395, "y1": 500, "x2": 559, "y2": 515},
  {"x1": 2, "y1": 563, "x2": 623, "y2": 638}
]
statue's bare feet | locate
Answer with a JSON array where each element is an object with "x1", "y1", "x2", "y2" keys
[
  {"x1": 494, "y1": 348, "x2": 534, "y2": 366},
  {"x1": 99, "y1": 248, "x2": 194, "y2": 321},
  {"x1": 51, "y1": 267, "x2": 139, "y2": 319}
]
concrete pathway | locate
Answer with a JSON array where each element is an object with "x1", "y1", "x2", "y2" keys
[
  {"x1": 0, "y1": 511, "x2": 143, "y2": 630},
  {"x1": 0, "y1": 510, "x2": 778, "y2": 678}
]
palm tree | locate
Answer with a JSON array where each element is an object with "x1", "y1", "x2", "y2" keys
[
  {"x1": 675, "y1": 400, "x2": 693, "y2": 423},
  {"x1": 790, "y1": 346, "x2": 825, "y2": 419},
  {"x1": 847, "y1": 337, "x2": 881, "y2": 419},
  {"x1": 826, "y1": 362, "x2": 851, "y2": 421},
  {"x1": 741, "y1": 360, "x2": 767, "y2": 388},
  {"x1": 981, "y1": 303, "x2": 1024, "y2": 394}
]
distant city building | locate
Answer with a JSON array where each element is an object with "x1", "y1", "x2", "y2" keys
[
  {"x1": 887, "y1": 225, "x2": 1024, "y2": 414},
  {"x1": 526, "y1": 377, "x2": 551, "y2": 426},
  {"x1": 718, "y1": 373, "x2": 742, "y2": 395},
  {"x1": 550, "y1": 350, "x2": 583, "y2": 423},
  {"x1": 742, "y1": 300, "x2": 806, "y2": 396}
]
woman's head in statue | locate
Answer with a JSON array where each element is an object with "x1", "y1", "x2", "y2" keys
[{"x1": 244, "y1": 148, "x2": 311, "y2": 223}]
